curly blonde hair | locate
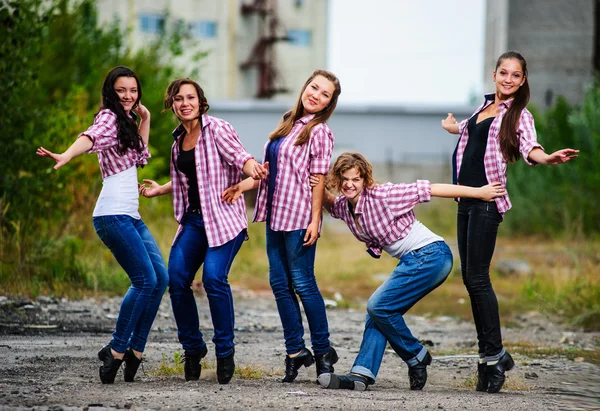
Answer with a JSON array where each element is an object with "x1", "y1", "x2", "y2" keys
[{"x1": 326, "y1": 152, "x2": 376, "y2": 193}]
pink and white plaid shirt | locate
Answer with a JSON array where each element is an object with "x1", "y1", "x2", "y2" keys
[
  {"x1": 79, "y1": 109, "x2": 150, "y2": 179},
  {"x1": 453, "y1": 94, "x2": 543, "y2": 215},
  {"x1": 170, "y1": 114, "x2": 253, "y2": 247},
  {"x1": 329, "y1": 180, "x2": 432, "y2": 257},
  {"x1": 253, "y1": 115, "x2": 334, "y2": 232}
]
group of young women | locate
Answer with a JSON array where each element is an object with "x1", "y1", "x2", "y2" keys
[{"x1": 37, "y1": 51, "x2": 578, "y2": 394}]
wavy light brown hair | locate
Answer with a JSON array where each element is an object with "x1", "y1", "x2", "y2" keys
[
  {"x1": 162, "y1": 78, "x2": 210, "y2": 121},
  {"x1": 269, "y1": 69, "x2": 341, "y2": 146},
  {"x1": 326, "y1": 152, "x2": 376, "y2": 193},
  {"x1": 496, "y1": 51, "x2": 530, "y2": 163}
]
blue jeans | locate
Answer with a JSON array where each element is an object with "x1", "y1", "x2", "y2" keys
[
  {"x1": 93, "y1": 215, "x2": 168, "y2": 354},
  {"x1": 168, "y1": 213, "x2": 245, "y2": 358},
  {"x1": 266, "y1": 225, "x2": 331, "y2": 355},
  {"x1": 457, "y1": 199, "x2": 504, "y2": 361},
  {"x1": 351, "y1": 241, "x2": 453, "y2": 383}
]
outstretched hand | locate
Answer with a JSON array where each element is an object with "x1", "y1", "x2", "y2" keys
[
  {"x1": 546, "y1": 148, "x2": 579, "y2": 165},
  {"x1": 139, "y1": 179, "x2": 161, "y2": 198},
  {"x1": 222, "y1": 183, "x2": 243, "y2": 204},
  {"x1": 479, "y1": 182, "x2": 507, "y2": 201},
  {"x1": 36, "y1": 147, "x2": 70, "y2": 170},
  {"x1": 441, "y1": 113, "x2": 458, "y2": 133}
]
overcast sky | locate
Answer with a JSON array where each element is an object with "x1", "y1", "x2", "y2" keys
[{"x1": 327, "y1": 0, "x2": 486, "y2": 106}]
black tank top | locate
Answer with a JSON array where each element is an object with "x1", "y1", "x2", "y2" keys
[{"x1": 458, "y1": 115, "x2": 495, "y2": 188}]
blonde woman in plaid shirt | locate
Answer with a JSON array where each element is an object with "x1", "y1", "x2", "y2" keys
[
  {"x1": 222, "y1": 70, "x2": 342, "y2": 383},
  {"x1": 37, "y1": 66, "x2": 168, "y2": 384},
  {"x1": 140, "y1": 78, "x2": 266, "y2": 384},
  {"x1": 310, "y1": 152, "x2": 505, "y2": 392},
  {"x1": 441, "y1": 51, "x2": 578, "y2": 393}
]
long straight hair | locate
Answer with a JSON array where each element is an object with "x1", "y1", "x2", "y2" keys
[
  {"x1": 496, "y1": 51, "x2": 530, "y2": 163},
  {"x1": 269, "y1": 69, "x2": 341, "y2": 146},
  {"x1": 100, "y1": 66, "x2": 144, "y2": 156}
]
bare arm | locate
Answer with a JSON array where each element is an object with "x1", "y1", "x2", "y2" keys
[
  {"x1": 139, "y1": 180, "x2": 173, "y2": 198},
  {"x1": 527, "y1": 147, "x2": 579, "y2": 165},
  {"x1": 221, "y1": 176, "x2": 260, "y2": 204},
  {"x1": 242, "y1": 159, "x2": 268, "y2": 180},
  {"x1": 441, "y1": 113, "x2": 460, "y2": 135},
  {"x1": 431, "y1": 182, "x2": 506, "y2": 201},
  {"x1": 36, "y1": 136, "x2": 93, "y2": 170},
  {"x1": 304, "y1": 174, "x2": 325, "y2": 246},
  {"x1": 322, "y1": 188, "x2": 336, "y2": 213},
  {"x1": 134, "y1": 103, "x2": 151, "y2": 145}
]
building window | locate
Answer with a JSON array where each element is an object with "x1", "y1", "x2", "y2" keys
[
  {"x1": 190, "y1": 21, "x2": 218, "y2": 39},
  {"x1": 139, "y1": 14, "x2": 165, "y2": 34},
  {"x1": 287, "y1": 29, "x2": 311, "y2": 46}
]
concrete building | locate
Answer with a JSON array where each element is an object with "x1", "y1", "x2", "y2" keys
[
  {"x1": 485, "y1": 0, "x2": 596, "y2": 109},
  {"x1": 96, "y1": 0, "x2": 328, "y2": 101}
]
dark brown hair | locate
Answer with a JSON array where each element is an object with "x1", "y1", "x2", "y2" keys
[
  {"x1": 162, "y1": 78, "x2": 210, "y2": 121},
  {"x1": 100, "y1": 66, "x2": 144, "y2": 155},
  {"x1": 496, "y1": 51, "x2": 530, "y2": 163},
  {"x1": 269, "y1": 69, "x2": 341, "y2": 146},
  {"x1": 326, "y1": 152, "x2": 376, "y2": 193}
]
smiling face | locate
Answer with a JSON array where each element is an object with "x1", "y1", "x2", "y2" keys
[
  {"x1": 172, "y1": 84, "x2": 200, "y2": 122},
  {"x1": 340, "y1": 167, "x2": 365, "y2": 206},
  {"x1": 301, "y1": 75, "x2": 335, "y2": 115},
  {"x1": 113, "y1": 76, "x2": 139, "y2": 114},
  {"x1": 493, "y1": 58, "x2": 525, "y2": 100}
]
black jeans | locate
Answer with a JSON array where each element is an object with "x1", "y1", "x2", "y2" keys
[{"x1": 457, "y1": 199, "x2": 503, "y2": 357}]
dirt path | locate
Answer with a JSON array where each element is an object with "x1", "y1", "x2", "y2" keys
[{"x1": 0, "y1": 291, "x2": 598, "y2": 410}]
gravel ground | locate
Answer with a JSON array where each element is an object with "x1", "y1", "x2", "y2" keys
[{"x1": 0, "y1": 289, "x2": 598, "y2": 411}]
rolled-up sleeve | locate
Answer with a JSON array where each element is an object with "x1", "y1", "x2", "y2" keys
[
  {"x1": 309, "y1": 124, "x2": 334, "y2": 175},
  {"x1": 214, "y1": 120, "x2": 253, "y2": 172},
  {"x1": 329, "y1": 195, "x2": 345, "y2": 219},
  {"x1": 79, "y1": 110, "x2": 119, "y2": 153},
  {"x1": 386, "y1": 180, "x2": 431, "y2": 217},
  {"x1": 518, "y1": 110, "x2": 544, "y2": 166}
]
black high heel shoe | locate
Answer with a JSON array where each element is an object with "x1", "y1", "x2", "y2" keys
[
  {"x1": 123, "y1": 347, "x2": 142, "y2": 382},
  {"x1": 315, "y1": 347, "x2": 339, "y2": 378},
  {"x1": 98, "y1": 345, "x2": 123, "y2": 384},
  {"x1": 476, "y1": 361, "x2": 488, "y2": 392},
  {"x1": 407, "y1": 350, "x2": 432, "y2": 390},
  {"x1": 282, "y1": 348, "x2": 314, "y2": 383},
  {"x1": 487, "y1": 351, "x2": 514, "y2": 393},
  {"x1": 217, "y1": 349, "x2": 235, "y2": 384}
]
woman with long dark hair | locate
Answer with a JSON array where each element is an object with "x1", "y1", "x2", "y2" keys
[
  {"x1": 441, "y1": 51, "x2": 578, "y2": 393},
  {"x1": 37, "y1": 66, "x2": 168, "y2": 384},
  {"x1": 222, "y1": 69, "x2": 342, "y2": 383}
]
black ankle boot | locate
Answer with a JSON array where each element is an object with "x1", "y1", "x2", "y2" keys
[
  {"x1": 282, "y1": 348, "x2": 314, "y2": 383},
  {"x1": 476, "y1": 361, "x2": 488, "y2": 392},
  {"x1": 487, "y1": 351, "x2": 514, "y2": 393},
  {"x1": 123, "y1": 348, "x2": 142, "y2": 383},
  {"x1": 407, "y1": 350, "x2": 432, "y2": 390},
  {"x1": 315, "y1": 347, "x2": 339, "y2": 377},
  {"x1": 183, "y1": 345, "x2": 208, "y2": 381},
  {"x1": 318, "y1": 373, "x2": 369, "y2": 391},
  {"x1": 98, "y1": 345, "x2": 123, "y2": 384},
  {"x1": 217, "y1": 350, "x2": 235, "y2": 384}
]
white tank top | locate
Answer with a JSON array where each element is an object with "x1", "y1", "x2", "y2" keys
[
  {"x1": 93, "y1": 165, "x2": 140, "y2": 219},
  {"x1": 382, "y1": 220, "x2": 444, "y2": 260}
]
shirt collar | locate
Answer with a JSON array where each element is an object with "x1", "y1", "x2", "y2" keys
[
  {"x1": 297, "y1": 113, "x2": 315, "y2": 125},
  {"x1": 484, "y1": 93, "x2": 514, "y2": 109},
  {"x1": 172, "y1": 114, "x2": 210, "y2": 140}
]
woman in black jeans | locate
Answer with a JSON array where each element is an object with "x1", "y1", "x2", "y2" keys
[{"x1": 441, "y1": 51, "x2": 578, "y2": 393}]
